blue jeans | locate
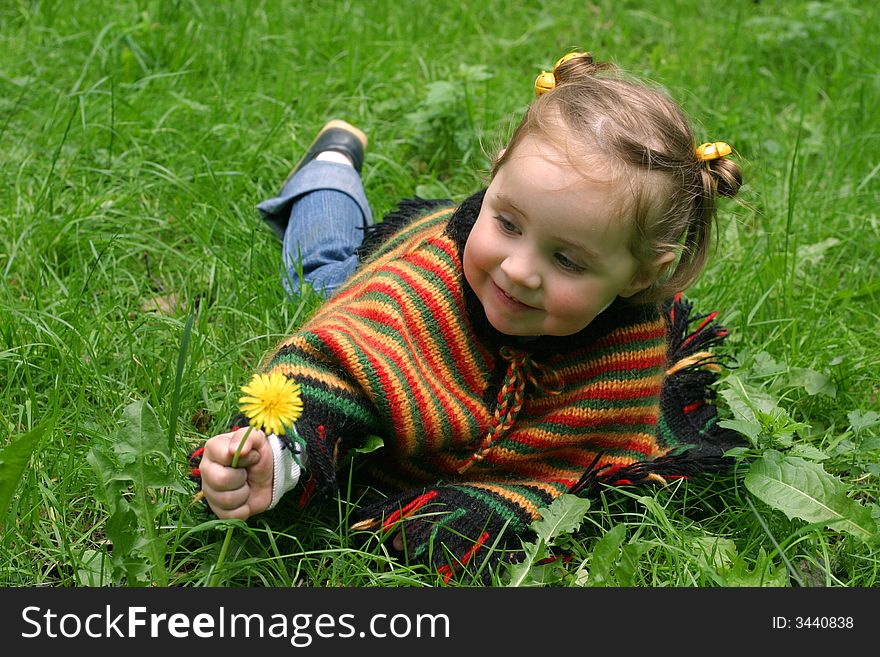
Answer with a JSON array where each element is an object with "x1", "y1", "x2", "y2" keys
[{"x1": 256, "y1": 160, "x2": 373, "y2": 298}]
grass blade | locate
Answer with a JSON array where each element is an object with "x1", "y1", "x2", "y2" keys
[{"x1": 168, "y1": 300, "x2": 197, "y2": 454}]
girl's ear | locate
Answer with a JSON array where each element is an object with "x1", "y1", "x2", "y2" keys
[{"x1": 618, "y1": 251, "x2": 676, "y2": 298}]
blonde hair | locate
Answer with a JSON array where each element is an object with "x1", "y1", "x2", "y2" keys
[{"x1": 492, "y1": 53, "x2": 742, "y2": 302}]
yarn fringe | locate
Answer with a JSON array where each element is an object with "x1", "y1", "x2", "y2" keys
[
  {"x1": 572, "y1": 293, "x2": 744, "y2": 497},
  {"x1": 357, "y1": 197, "x2": 452, "y2": 262},
  {"x1": 664, "y1": 292, "x2": 735, "y2": 372}
]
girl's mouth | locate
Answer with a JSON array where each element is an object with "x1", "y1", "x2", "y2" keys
[{"x1": 492, "y1": 282, "x2": 537, "y2": 310}]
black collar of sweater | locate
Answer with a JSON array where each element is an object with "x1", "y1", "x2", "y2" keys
[{"x1": 444, "y1": 189, "x2": 661, "y2": 358}]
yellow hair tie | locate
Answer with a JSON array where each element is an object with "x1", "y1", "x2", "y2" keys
[
  {"x1": 534, "y1": 70, "x2": 556, "y2": 96},
  {"x1": 695, "y1": 141, "x2": 732, "y2": 161},
  {"x1": 534, "y1": 52, "x2": 585, "y2": 97}
]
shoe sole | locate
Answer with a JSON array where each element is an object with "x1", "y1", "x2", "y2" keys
[{"x1": 281, "y1": 120, "x2": 368, "y2": 191}]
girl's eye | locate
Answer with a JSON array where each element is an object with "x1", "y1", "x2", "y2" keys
[
  {"x1": 555, "y1": 253, "x2": 586, "y2": 273},
  {"x1": 494, "y1": 216, "x2": 520, "y2": 234}
]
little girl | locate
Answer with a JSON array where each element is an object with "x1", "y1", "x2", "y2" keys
[{"x1": 192, "y1": 52, "x2": 744, "y2": 582}]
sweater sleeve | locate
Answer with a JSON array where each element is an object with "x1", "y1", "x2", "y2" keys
[
  {"x1": 259, "y1": 331, "x2": 383, "y2": 498},
  {"x1": 349, "y1": 482, "x2": 539, "y2": 585}
]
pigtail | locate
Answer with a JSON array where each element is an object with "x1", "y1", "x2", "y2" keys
[
  {"x1": 702, "y1": 156, "x2": 742, "y2": 199},
  {"x1": 551, "y1": 52, "x2": 614, "y2": 83}
]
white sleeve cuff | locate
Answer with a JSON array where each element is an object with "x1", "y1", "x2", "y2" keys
[{"x1": 268, "y1": 433, "x2": 308, "y2": 510}]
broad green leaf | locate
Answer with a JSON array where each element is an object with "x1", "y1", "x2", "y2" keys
[
  {"x1": 114, "y1": 460, "x2": 184, "y2": 490},
  {"x1": 504, "y1": 540, "x2": 550, "y2": 587},
  {"x1": 721, "y1": 548, "x2": 788, "y2": 587},
  {"x1": 114, "y1": 399, "x2": 169, "y2": 465},
  {"x1": 423, "y1": 80, "x2": 458, "y2": 107},
  {"x1": 718, "y1": 418, "x2": 762, "y2": 445},
  {"x1": 87, "y1": 400, "x2": 180, "y2": 585},
  {"x1": 111, "y1": 400, "x2": 185, "y2": 493},
  {"x1": 861, "y1": 437, "x2": 880, "y2": 452},
  {"x1": 755, "y1": 408, "x2": 810, "y2": 443},
  {"x1": 584, "y1": 523, "x2": 626, "y2": 587},
  {"x1": 616, "y1": 542, "x2": 651, "y2": 586},
  {"x1": 744, "y1": 450, "x2": 877, "y2": 542},
  {"x1": 458, "y1": 63, "x2": 494, "y2": 82},
  {"x1": 0, "y1": 422, "x2": 48, "y2": 522},
  {"x1": 848, "y1": 410, "x2": 880, "y2": 434},
  {"x1": 718, "y1": 376, "x2": 809, "y2": 448},
  {"x1": 795, "y1": 237, "x2": 840, "y2": 271},
  {"x1": 750, "y1": 351, "x2": 786, "y2": 377},
  {"x1": 106, "y1": 504, "x2": 152, "y2": 585},
  {"x1": 719, "y1": 374, "x2": 780, "y2": 423},
  {"x1": 76, "y1": 549, "x2": 113, "y2": 587},
  {"x1": 723, "y1": 446, "x2": 752, "y2": 459},
  {"x1": 506, "y1": 495, "x2": 592, "y2": 587},
  {"x1": 508, "y1": 561, "x2": 560, "y2": 586},
  {"x1": 531, "y1": 494, "x2": 591, "y2": 545},
  {"x1": 788, "y1": 367, "x2": 836, "y2": 398},
  {"x1": 352, "y1": 434, "x2": 384, "y2": 454},
  {"x1": 691, "y1": 534, "x2": 737, "y2": 570},
  {"x1": 86, "y1": 446, "x2": 126, "y2": 510},
  {"x1": 787, "y1": 444, "x2": 829, "y2": 461}
]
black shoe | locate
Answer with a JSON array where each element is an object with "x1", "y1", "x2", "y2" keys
[{"x1": 280, "y1": 119, "x2": 368, "y2": 191}]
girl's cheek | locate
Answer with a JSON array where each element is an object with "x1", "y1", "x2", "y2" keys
[
  {"x1": 465, "y1": 226, "x2": 493, "y2": 267},
  {"x1": 548, "y1": 285, "x2": 597, "y2": 322}
]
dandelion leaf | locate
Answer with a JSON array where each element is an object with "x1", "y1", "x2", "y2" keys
[
  {"x1": 719, "y1": 374, "x2": 780, "y2": 423},
  {"x1": 352, "y1": 434, "x2": 384, "y2": 455},
  {"x1": 788, "y1": 367, "x2": 836, "y2": 398},
  {"x1": 105, "y1": 499, "x2": 152, "y2": 582},
  {"x1": 691, "y1": 534, "x2": 737, "y2": 570},
  {"x1": 505, "y1": 495, "x2": 591, "y2": 587},
  {"x1": 113, "y1": 398, "x2": 170, "y2": 465},
  {"x1": 531, "y1": 494, "x2": 591, "y2": 545},
  {"x1": 848, "y1": 410, "x2": 880, "y2": 433},
  {"x1": 616, "y1": 542, "x2": 651, "y2": 586},
  {"x1": 0, "y1": 422, "x2": 47, "y2": 523},
  {"x1": 721, "y1": 548, "x2": 788, "y2": 587},
  {"x1": 111, "y1": 399, "x2": 186, "y2": 493},
  {"x1": 744, "y1": 450, "x2": 877, "y2": 542},
  {"x1": 504, "y1": 540, "x2": 552, "y2": 587},
  {"x1": 583, "y1": 523, "x2": 626, "y2": 587},
  {"x1": 87, "y1": 399, "x2": 182, "y2": 584},
  {"x1": 76, "y1": 549, "x2": 114, "y2": 587}
]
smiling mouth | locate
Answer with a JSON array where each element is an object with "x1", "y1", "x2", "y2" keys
[{"x1": 493, "y1": 282, "x2": 538, "y2": 310}]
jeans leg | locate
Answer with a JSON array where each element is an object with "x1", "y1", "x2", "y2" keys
[
  {"x1": 255, "y1": 160, "x2": 372, "y2": 298},
  {"x1": 281, "y1": 189, "x2": 364, "y2": 297}
]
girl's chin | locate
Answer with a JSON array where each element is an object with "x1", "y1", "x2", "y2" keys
[
  {"x1": 484, "y1": 302, "x2": 588, "y2": 337},
  {"x1": 483, "y1": 306, "x2": 539, "y2": 337}
]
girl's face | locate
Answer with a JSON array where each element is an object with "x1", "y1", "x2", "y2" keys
[{"x1": 463, "y1": 135, "x2": 657, "y2": 337}]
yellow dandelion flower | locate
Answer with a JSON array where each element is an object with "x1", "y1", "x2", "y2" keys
[{"x1": 239, "y1": 372, "x2": 303, "y2": 436}]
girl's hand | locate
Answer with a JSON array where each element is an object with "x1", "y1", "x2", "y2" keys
[{"x1": 200, "y1": 427, "x2": 274, "y2": 520}]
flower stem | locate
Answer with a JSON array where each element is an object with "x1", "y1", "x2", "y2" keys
[
  {"x1": 230, "y1": 425, "x2": 253, "y2": 468},
  {"x1": 208, "y1": 425, "x2": 253, "y2": 587}
]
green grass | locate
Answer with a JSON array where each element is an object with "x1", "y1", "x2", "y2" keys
[{"x1": 1, "y1": 0, "x2": 878, "y2": 588}]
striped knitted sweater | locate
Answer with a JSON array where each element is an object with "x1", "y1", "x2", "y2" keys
[{"x1": 194, "y1": 191, "x2": 743, "y2": 582}]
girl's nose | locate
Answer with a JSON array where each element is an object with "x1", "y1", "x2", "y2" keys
[{"x1": 500, "y1": 252, "x2": 541, "y2": 289}]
